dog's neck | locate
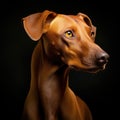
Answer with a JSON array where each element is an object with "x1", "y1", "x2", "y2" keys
[
  {"x1": 30, "y1": 38, "x2": 71, "y2": 117},
  {"x1": 31, "y1": 37, "x2": 70, "y2": 97}
]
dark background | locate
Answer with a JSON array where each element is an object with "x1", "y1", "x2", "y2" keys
[{"x1": 1, "y1": 0, "x2": 118, "y2": 120}]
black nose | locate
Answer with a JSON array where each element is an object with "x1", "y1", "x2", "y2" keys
[{"x1": 96, "y1": 52, "x2": 109, "y2": 67}]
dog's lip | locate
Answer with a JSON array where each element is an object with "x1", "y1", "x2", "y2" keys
[
  {"x1": 86, "y1": 67, "x2": 103, "y2": 73},
  {"x1": 70, "y1": 65, "x2": 105, "y2": 73},
  {"x1": 85, "y1": 63, "x2": 108, "y2": 73}
]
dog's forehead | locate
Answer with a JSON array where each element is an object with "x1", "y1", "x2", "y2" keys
[
  {"x1": 49, "y1": 14, "x2": 88, "y2": 32},
  {"x1": 53, "y1": 14, "x2": 84, "y2": 24},
  {"x1": 51, "y1": 14, "x2": 78, "y2": 25}
]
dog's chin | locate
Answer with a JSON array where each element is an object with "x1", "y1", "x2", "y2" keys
[
  {"x1": 84, "y1": 67, "x2": 104, "y2": 73},
  {"x1": 70, "y1": 64, "x2": 107, "y2": 73}
]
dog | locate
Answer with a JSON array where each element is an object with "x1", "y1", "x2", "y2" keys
[{"x1": 21, "y1": 10, "x2": 109, "y2": 120}]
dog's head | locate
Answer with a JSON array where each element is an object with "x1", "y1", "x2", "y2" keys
[{"x1": 23, "y1": 10, "x2": 109, "y2": 73}]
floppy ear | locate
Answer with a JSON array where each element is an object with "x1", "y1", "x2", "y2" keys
[
  {"x1": 22, "y1": 10, "x2": 57, "y2": 41},
  {"x1": 77, "y1": 13, "x2": 97, "y2": 40},
  {"x1": 77, "y1": 13, "x2": 92, "y2": 27}
]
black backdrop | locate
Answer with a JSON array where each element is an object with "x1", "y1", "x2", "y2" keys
[{"x1": 1, "y1": 0, "x2": 118, "y2": 120}]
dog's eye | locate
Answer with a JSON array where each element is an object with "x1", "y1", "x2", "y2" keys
[
  {"x1": 65, "y1": 30, "x2": 74, "y2": 38},
  {"x1": 91, "y1": 31, "x2": 96, "y2": 41},
  {"x1": 91, "y1": 32, "x2": 94, "y2": 37}
]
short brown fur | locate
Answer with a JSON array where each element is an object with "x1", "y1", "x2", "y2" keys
[{"x1": 21, "y1": 10, "x2": 109, "y2": 120}]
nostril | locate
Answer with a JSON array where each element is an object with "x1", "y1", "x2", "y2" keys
[{"x1": 96, "y1": 53, "x2": 109, "y2": 66}]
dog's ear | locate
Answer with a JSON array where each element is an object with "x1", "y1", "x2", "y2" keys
[
  {"x1": 22, "y1": 10, "x2": 57, "y2": 41},
  {"x1": 77, "y1": 13, "x2": 92, "y2": 27},
  {"x1": 77, "y1": 13, "x2": 97, "y2": 40}
]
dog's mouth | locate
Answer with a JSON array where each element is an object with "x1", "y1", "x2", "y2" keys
[
  {"x1": 62, "y1": 49, "x2": 109, "y2": 73},
  {"x1": 70, "y1": 63, "x2": 108, "y2": 73},
  {"x1": 85, "y1": 65, "x2": 106, "y2": 73}
]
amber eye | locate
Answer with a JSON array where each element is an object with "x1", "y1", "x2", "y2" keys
[{"x1": 65, "y1": 30, "x2": 74, "y2": 38}]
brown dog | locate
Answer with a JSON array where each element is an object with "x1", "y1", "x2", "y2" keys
[{"x1": 21, "y1": 10, "x2": 109, "y2": 120}]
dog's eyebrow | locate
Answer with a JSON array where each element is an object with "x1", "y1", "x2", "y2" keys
[
  {"x1": 72, "y1": 18, "x2": 79, "y2": 24},
  {"x1": 67, "y1": 15, "x2": 86, "y2": 27},
  {"x1": 66, "y1": 15, "x2": 84, "y2": 28}
]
